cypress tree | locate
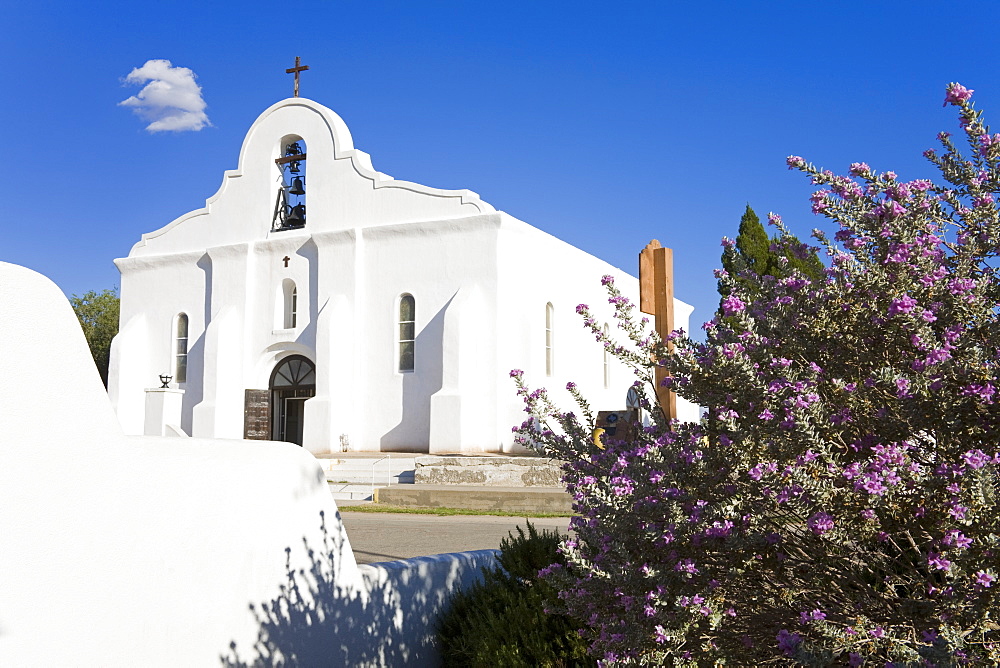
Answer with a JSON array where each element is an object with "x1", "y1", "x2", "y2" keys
[
  {"x1": 720, "y1": 204, "x2": 824, "y2": 302},
  {"x1": 724, "y1": 204, "x2": 773, "y2": 279}
]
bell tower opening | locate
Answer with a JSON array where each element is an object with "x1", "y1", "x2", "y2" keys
[{"x1": 272, "y1": 137, "x2": 307, "y2": 231}]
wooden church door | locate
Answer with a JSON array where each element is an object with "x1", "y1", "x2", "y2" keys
[{"x1": 243, "y1": 355, "x2": 316, "y2": 445}]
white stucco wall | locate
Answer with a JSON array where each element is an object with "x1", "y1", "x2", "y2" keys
[
  {"x1": 0, "y1": 262, "x2": 360, "y2": 665},
  {"x1": 109, "y1": 96, "x2": 698, "y2": 453},
  {"x1": 0, "y1": 261, "x2": 498, "y2": 666}
]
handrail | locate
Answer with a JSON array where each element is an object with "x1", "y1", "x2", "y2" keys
[{"x1": 370, "y1": 454, "x2": 392, "y2": 499}]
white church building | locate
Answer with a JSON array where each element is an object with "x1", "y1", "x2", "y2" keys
[{"x1": 108, "y1": 96, "x2": 696, "y2": 454}]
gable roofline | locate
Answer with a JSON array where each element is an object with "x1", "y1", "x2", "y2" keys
[{"x1": 129, "y1": 97, "x2": 495, "y2": 255}]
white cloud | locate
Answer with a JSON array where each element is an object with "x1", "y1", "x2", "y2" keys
[{"x1": 119, "y1": 59, "x2": 211, "y2": 133}]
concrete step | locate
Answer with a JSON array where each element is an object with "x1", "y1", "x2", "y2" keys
[
  {"x1": 328, "y1": 482, "x2": 376, "y2": 501},
  {"x1": 317, "y1": 454, "x2": 416, "y2": 485},
  {"x1": 373, "y1": 484, "x2": 574, "y2": 515},
  {"x1": 325, "y1": 470, "x2": 414, "y2": 485}
]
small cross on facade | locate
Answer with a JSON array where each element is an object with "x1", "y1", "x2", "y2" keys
[
  {"x1": 285, "y1": 56, "x2": 309, "y2": 97},
  {"x1": 282, "y1": 256, "x2": 290, "y2": 268}
]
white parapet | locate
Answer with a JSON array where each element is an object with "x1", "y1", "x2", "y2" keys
[{"x1": 143, "y1": 386, "x2": 185, "y2": 436}]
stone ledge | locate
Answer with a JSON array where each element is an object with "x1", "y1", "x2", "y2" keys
[
  {"x1": 374, "y1": 484, "x2": 574, "y2": 514},
  {"x1": 414, "y1": 455, "x2": 564, "y2": 486}
]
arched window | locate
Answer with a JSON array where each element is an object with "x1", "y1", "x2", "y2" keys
[
  {"x1": 603, "y1": 323, "x2": 610, "y2": 388},
  {"x1": 279, "y1": 279, "x2": 297, "y2": 329},
  {"x1": 272, "y1": 137, "x2": 307, "y2": 231},
  {"x1": 174, "y1": 313, "x2": 188, "y2": 383},
  {"x1": 545, "y1": 302, "x2": 554, "y2": 376},
  {"x1": 399, "y1": 294, "x2": 415, "y2": 372}
]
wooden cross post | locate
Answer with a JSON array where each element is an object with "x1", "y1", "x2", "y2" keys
[
  {"x1": 639, "y1": 240, "x2": 677, "y2": 422},
  {"x1": 286, "y1": 56, "x2": 309, "y2": 97}
]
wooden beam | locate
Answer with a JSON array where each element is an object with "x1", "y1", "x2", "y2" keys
[
  {"x1": 639, "y1": 239, "x2": 677, "y2": 423},
  {"x1": 275, "y1": 153, "x2": 307, "y2": 165},
  {"x1": 654, "y1": 246, "x2": 677, "y2": 422},
  {"x1": 639, "y1": 239, "x2": 661, "y2": 315}
]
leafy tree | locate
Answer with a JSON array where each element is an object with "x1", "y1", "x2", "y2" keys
[
  {"x1": 70, "y1": 288, "x2": 119, "y2": 387},
  {"x1": 720, "y1": 204, "x2": 824, "y2": 300},
  {"x1": 512, "y1": 83, "x2": 1000, "y2": 665}
]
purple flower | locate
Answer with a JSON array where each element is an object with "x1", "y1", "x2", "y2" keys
[
  {"x1": 721, "y1": 294, "x2": 745, "y2": 316},
  {"x1": 888, "y1": 294, "x2": 917, "y2": 316},
  {"x1": 944, "y1": 82, "x2": 974, "y2": 106},
  {"x1": 674, "y1": 558, "x2": 698, "y2": 574},
  {"x1": 807, "y1": 512, "x2": 834, "y2": 535},
  {"x1": 849, "y1": 162, "x2": 870, "y2": 176},
  {"x1": 857, "y1": 474, "x2": 887, "y2": 496},
  {"x1": 895, "y1": 378, "x2": 911, "y2": 398},
  {"x1": 654, "y1": 625, "x2": 668, "y2": 644},
  {"x1": 786, "y1": 156, "x2": 805, "y2": 170},
  {"x1": 776, "y1": 629, "x2": 801, "y2": 656},
  {"x1": 610, "y1": 476, "x2": 635, "y2": 496},
  {"x1": 961, "y1": 384, "x2": 995, "y2": 404},
  {"x1": 927, "y1": 552, "x2": 951, "y2": 571},
  {"x1": 948, "y1": 503, "x2": 968, "y2": 520},
  {"x1": 705, "y1": 520, "x2": 734, "y2": 538},
  {"x1": 963, "y1": 448, "x2": 990, "y2": 468},
  {"x1": 942, "y1": 530, "x2": 972, "y2": 549},
  {"x1": 974, "y1": 570, "x2": 995, "y2": 588},
  {"x1": 799, "y1": 608, "x2": 826, "y2": 624}
]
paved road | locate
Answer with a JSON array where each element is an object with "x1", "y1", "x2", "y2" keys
[{"x1": 337, "y1": 511, "x2": 571, "y2": 564}]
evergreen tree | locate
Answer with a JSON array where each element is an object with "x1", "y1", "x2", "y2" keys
[
  {"x1": 724, "y1": 204, "x2": 772, "y2": 279},
  {"x1": 720, "y1": 204, "x2": 824, "y2": 300}
]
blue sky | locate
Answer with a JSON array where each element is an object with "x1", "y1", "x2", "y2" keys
[{"x1": 3, "y1": 1, "x2": 1000, "y2": 335}]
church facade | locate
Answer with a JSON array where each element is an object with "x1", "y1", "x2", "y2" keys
[{"x1": 108, "y1": 97, "x2": 697, "y2": 454}]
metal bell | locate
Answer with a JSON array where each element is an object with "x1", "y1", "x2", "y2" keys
[
  {"x1": 285, "y1": 203, "x2": 306, "y2": 226},
  {"x1": 288, "y1": 177, "x2": 305, "y2": 195}
]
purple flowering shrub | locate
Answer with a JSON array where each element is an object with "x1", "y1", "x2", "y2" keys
[{"x1": 512, "y1": 84, "x2": 1000, "y2": 666}]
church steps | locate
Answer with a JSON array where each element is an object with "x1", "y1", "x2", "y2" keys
[
  {"x1": 317, "y1": 453, "x2": 417, "y2": 486},
  {"x1": 327, "y1": 482, "x2": 380, "y2": 501}
]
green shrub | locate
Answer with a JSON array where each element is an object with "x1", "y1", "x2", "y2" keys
[{"x1": 436, "y1": 522, "x2": 594, "y2": 667}]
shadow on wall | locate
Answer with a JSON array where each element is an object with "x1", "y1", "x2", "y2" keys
[
  {"x1": 379, "y1": 295, "x2": 451, "y2": 452},
  {"x1": 181, "y1": 253, "x2": 213, "y2": 433},
  {"x1": 222, "y1": 510, "x2": 493, "y2": 667}
]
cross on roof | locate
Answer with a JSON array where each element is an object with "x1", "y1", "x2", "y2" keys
[{"x1": 285, "y1": 56, "x2": 309, "y2": 97}]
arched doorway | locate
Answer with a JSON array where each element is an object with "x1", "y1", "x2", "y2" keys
[{"x1": 269, "y1": 355, "x2": 315, "y2": 445}]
